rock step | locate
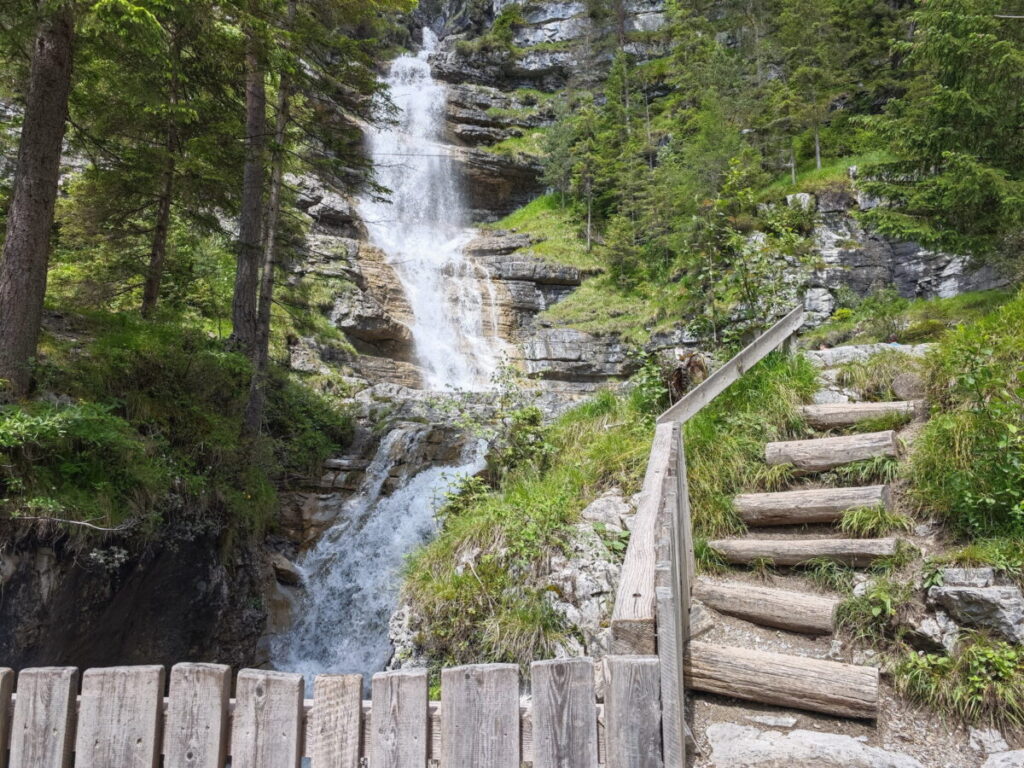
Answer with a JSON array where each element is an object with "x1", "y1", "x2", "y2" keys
[
  {"x1": 765, "y1": 430, "x2": 900, "y2": 473},
  {"x1": 800, "y1": 400, "x2": 922, "y2": 429},
  {"x1": 708, "y1": 537, "x2": 899, "y2": 568},
  {"x1": 694, "y1": 579, "x2": 839, "y2": 635},
  {"x1": 685, "y1": 641, "x2": 879, "y2": 720},
  {"x1": 735, "y1": 484, "x2": 890, "y2": 527}
]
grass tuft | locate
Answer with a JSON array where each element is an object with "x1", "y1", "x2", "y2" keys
[
  {"x1": 823, "y1": 454, "x2": 901, "y2": 485},
  {"x1": 840, "y1": 505, "x2": 914, "y2": 538},
  {"x1": 802, "y1": 557, "x2": 855, "y2": 593}
]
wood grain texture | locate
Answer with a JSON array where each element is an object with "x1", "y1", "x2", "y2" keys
[
  {"x1": 603, "y1": 656, "x2": 662, "y2": 768},
  {"x1": 799, "y1": 400, "x2": 920, "y2": 429},
  {"x1": 0, "y1": 667, "x2": 12, "y2": 764},
  {"x1": 693, "y1": 579, "x2": 838, "y2": 634},
  {"x1": 659, "y1": 306, "x2": 804, "y2": 424},
  {"x1": 370, "y1": 669, "x2": 427, "y2": 768},
  {"x1": 612, "y1": 422, "x2": 676, "y2": 654},
  {"x1": 231, "y1": 669, "x2": 303, "y2": 768},
  {"x1": 440, "y1": 664, "x2": 519, "y2": 768},
  {"x1": 308, "y1": 675, "x2": 362, "y2": 768},
  {"x1": 685, "y1": 641, "x2": 879, "y2": 719},
  {"x1": 764, "y1": 430, "x2": 900, "y2": 472},
  {"x1": 530, "y1": 658, "x2": 597, "y2": 768},
  {"x1": 735, "y1": 485, "x2": 889, "y2": 526},
  {"x1": 708, "y1": 537, "x2": 898, "y2": 567},
  {"x1": 75, "y1": 665, "x2": 165, "y2": 768},
  {"x1": 164, "y1": 663, "x2": 229, "y2": 768},
  {"x1": 656, "y1": 587, "x2": 686, "y2": 768},
  {"x1": 8, "y1": 667, "x2": 78, "y2": 768}
]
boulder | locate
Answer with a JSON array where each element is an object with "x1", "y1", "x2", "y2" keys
[
  {"x1": 905, "y1": 607, "x2": 959, "y2": 653},
  {"x1": 928, "y1": 584, "x2": 1024, "y2": 644},
  {"x1": 970, "y1": 728, "x2": 1010, "y2": 755},
  {"x1": 269, "y1": 554, "x2": 304, "y2": 587},
  {"x1": 580, "y1": 488, "x2": 633, "y2": 532},
  {"x1": 942, "y1": 567, "x2": 997, "y2": 588},
  {"x1": 705, "y1": 723, "x2": 924, "y2": 768},
  {"x1": 892, "y1": 371, "x2": 926, "y2": 400},
  {"x1": 984, "y1": 753, "x2": 1024, "y2": 768}
]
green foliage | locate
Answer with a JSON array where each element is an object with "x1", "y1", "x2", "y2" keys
[
  {"x1": 860, "y1": 0, "x2": 1024, "y2": 263},
  {"x1": 1, "y1": 315, "x2": 350, "y2": 533},
  {"x1": 840, "y1": 505, "x2": 914, "y2": 538},
  {"x1": 895, "y1": 635, "x2": 1024, "y2": 729},
  {"x1": 836, "y1": 349, "x2": 922, "y2": 402},
  {"x1": 684, "y1": 352, "x2": 819, "y2": 537},
  {"x1": 909, "y1": 291, "x2": 1024, "y2": 537},
  {"x1": 836, "y1": 576, "x2": 914, "y2": 643},
  {"x1": 485, "y1": 194, "x2": 602, "y2": 270},
  {"x1": 403, "y1": 378, "x2": 657, "y2": 667},
  {"x1": 823, "y1": 454, "x2": 901, "y2": 485},
  {"x1": 802, "y1": 557, "x2": 855, "y2": 593},
  {"x1": 929, "y1": 538, "x2": 1024, "y2": 584}
]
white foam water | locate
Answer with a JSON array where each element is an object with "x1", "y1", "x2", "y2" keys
[{"x1": 358, "y1": 29, "x2": 503, "y2": 391}]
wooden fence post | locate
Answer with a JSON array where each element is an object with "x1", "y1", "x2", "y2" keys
[
  {"x1": 604, "y1": 656, "x2": 662, "y2": 768},
  {"x1": 8, "y1": 667, "x2": 78, "y2": 768},
  {"x1": 308, "y1": 674, "x2": 363, "y2": 768},
  {"x1": 370, "y1": 669, "x2": 428, "y2": 768},
  {"x1": 530, "y1": 658, "x2": 597, "y2": 768},
  {"x1": 75, "y1": 665, "x2": 164, "y2": 768},
  {"x1": 231, "y1": 669, "x2": 304, "y2": 768},
  {"x1": 440, "y1": 664, "x2": 519, "y2": 768},
  {"x1": 164, "y1": 663, "x2": 230, "y2": 768}
]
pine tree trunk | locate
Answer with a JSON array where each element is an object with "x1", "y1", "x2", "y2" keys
[
  {"x1": 0, "y1": 3, "x2": 74, "y2": 400},
  {"x1": 141, "y1": 37, "x2": 180, "y2": 319},
  {"x1": 244, "y1": 0, "x2": 295, "y2": 435},
  {"x1": 815, "y1": 125, "x2": 822, "y2": 170},
  {"x1": 791, "y1": 148, "x2": 797, "y2": 184},
  {"x1": 141, "y1": 148, "x2": 175, "y2": 318},
  {"x1": 231, "y1": 29, "x2": 266, "y2": 354}
]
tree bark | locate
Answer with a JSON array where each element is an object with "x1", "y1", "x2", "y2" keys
[
  {"x1": 0, "y1": 3, "x2": 75, "y2": 400},
  {"x1": 814, "y1": 124, "x2": 822, "y2": 170},
  {"x1": 231, "y1": 29, "x2": 266, "y2": 354},
  {"x1": 141, "y1": 36, "x2": 180, "y2": 319},
  {"x1": 243, "y1": 0, "x2": 295, "y2": 435}
]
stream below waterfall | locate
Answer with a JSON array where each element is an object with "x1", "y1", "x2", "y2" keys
[{"x1": 270, "y1": 31, "x2": 499, "y2": 685}]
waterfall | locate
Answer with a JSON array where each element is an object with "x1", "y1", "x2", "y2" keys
[
  {"x1": 270, "y1": 32, "x2": 501, "y2": 685},
  {"x1": 358, "y1": 29, "x2": 503, "y2": 391}
]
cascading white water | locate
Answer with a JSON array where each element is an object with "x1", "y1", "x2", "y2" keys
[
  {"x1": 272, "y1": 428, "x2": 486, "y2": 684},
  {"x1": 270, "y1": 32, "x2": 500, "y2": 685},
  {"x1": 359, "y1": 29, "x2": 502, "y2": 391}
]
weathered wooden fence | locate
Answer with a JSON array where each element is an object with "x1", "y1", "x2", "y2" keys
[
  {"x1": 0, "y1": 656, "x2": 664, "y2": 767},
  {"x1": 611, "y1": 306, "x2": 806, "y2": 767}
]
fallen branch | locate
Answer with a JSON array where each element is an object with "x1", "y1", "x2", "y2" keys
[{"x1": 13, "y1": 516, "x2": 135, "y2": 533}]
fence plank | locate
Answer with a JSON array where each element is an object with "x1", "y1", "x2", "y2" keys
[
  {"x1": 656, "y1": 586, "x2": 686, "y2": 768},
  {"x1": 440, "y1": 664, "x2": 519, "y2": 768},
  {"x1": 604, "y1": 656, "x2": 662, "y2": 768},
  {"x1": 658, "y1": 306, "x2": 804, "y2": 424},
  {"x1": 309, "y1": 674, "x2": 362, "y2": 768},
  {"x1": 8, "y1": 667, "x2": 77, "y2": 768},
  {"x1": 164, "y1": 663, "x2": 229, "y2": 768},
  {"x1": 75, "y1": 665, "x2": 164, "y2": 768},
  {"x1": 0, "y1": 667, "x2": 11, "y2": 766},
  {"x1": 370, "y1": 669, "x2": 427, "y2": 768},
  {"x1": 231, "y1": 669, "x2": 304, "y2": 768},
  {"x1": 530, "y1": 658, "x2": 597, "y2": 768},
  {"x1": 612, "y1": 422, "x2": 677, "y2": 654}
]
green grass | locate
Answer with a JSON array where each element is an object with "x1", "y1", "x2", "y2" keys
[
  {"x1": 848, "y1": 411, "x2": 914, "y2": 433},
  {"x1": 758, "y1": 151, "x2": 894, "y2": 200},
  {"x1": 803, "y1": 288, "x2": 1014, "y2": 348},
  {"x1": 836, "y1": 575, "x2": 914, "y2": 644},
  {"x1": 895, "y1": 634, "x2": 1024, "y2": 729},
  {"x1": 482, "y1": 129, "x2": 549, "y2": 159},
  {"x1": 801, "y1": 557, "x2": 855, "y2": 593},
  {"x1": 840, "y1": 505, "x2": 914, "y2": 537},
  {"x1": 927, "y1": 538, "x2": 1024, "y2": 585},
  {"x1": 823, "y1": 454, "x2": 901, "y2": 485},
  {"x1": 485, "y1": 194, "x2": 602, "y2": 271},
  {"x1": 685, "y1": 352, "x2": 819, "y2": 538},
  {"x1": 834, "y1": 349, "x2": 924, "y2": 402},
  {"x1": 402, "y1": 385, "x2": 656, "y2": 668}
]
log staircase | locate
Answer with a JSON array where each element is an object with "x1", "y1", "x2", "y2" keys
[{"x1": 692, "y1": 399, "x2": 923, "y2": 721}]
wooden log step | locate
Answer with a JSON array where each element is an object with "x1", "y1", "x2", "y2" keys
[
  {"x1": 685, "y1": 641, "x2": 878, "y2": 720},
  {"x1": 735, "y1": 484, "x2": 890, "y2": 526},
  {"x1": 765, "y1": 430, "x2": 900, "y2": 472},
  {"x1": 800, "y1": 400, "x2": 921, "y2": 429},
  {"x1": 708, "y1": 537, "x2": 898, "y2": 567},
  {"x1": 694, "y1": 579, "x2": 839, "y2": 634}
]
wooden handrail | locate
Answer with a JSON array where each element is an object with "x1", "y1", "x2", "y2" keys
[{"x1": 657, "y1": 306, "x2": 805, "y2": 425}]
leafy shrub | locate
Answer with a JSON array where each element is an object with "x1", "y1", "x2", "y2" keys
[
  {"x1": 896, "y1": 635, "x2": 1024, "y2": 728},
  {"x1": 909, "y1": 291, "x2": 1024, "y2": 537}
]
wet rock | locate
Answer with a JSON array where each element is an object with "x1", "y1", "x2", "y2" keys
[
  {"x1": 705, "y1": 723, "x2": 925, "y2": 768},
  {"x1": 450, "y1": 146, "x2": 545, "y2": 220},
  {"x1": 970, "y1": 728, "x2": 1010, "y2": 755},
  {"x1": 270, "y1": 553, "x2": 304, "y2": 587},
  {"x1": 928, "y1": 584, "x2": 1024, "y2": 644}
]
